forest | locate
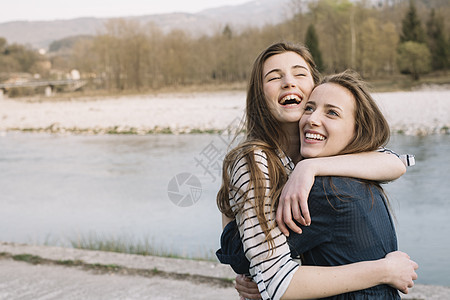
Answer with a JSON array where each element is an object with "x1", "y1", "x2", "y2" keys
[{"x1": 0, "y1": 0, "x2": 448, "y2": 93}]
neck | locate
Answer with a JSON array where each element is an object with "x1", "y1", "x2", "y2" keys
[{"x1": 281, "y1": 122, "x2": 301, "y2": 164}]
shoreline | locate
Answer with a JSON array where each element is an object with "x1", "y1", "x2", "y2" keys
[
  {"x1": 0, "y1": 241, "x2": 236, "y2": 300},
  {"x1": 0, "y1": 242, "x2": 449, "y2": 299},
  {"x1": 0, "y1": 90, "x2": 449, "y2": 136}
]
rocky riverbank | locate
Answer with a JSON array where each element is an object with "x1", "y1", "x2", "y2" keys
[{"x1": 0, "y1": 90, "x2": 449, "y2": 136}]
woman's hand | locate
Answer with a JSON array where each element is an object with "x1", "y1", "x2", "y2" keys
[
  {"x1": 382, "y1": 251, "x2": 419, "y2": 294},
  {"x1": 276, "y1": 151, "x2": 407, "y2": 236},
  {"x1": 235, "y1": 274, "x2": 261, "y2": 300},
  {"x1": 276, "y1": 160, "x2": 315, "y2": 236}
]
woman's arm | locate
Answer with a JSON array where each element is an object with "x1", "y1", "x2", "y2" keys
[
  {"x1": 282, "y1": 251, "x2": 418, "y2": 299},
  {"x1": 305, "y1": 150, "x2": 406, "y2": 181},
  {"x1": 232, "y1": 150, "x2": 300, "y2": 300},
  {"x1": 276, "y1": 151, "x2": 406, "y2": 235},
  {"x1": 227, "y1": 151, "x2": 417, "y2": 299},
  {"x1": 235, "y1": 251, "x2": 418, "y2": 299}
]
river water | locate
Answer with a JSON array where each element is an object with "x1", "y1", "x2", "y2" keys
[{"x1": 0, "y1": 132, "x2": 449, "y2": 286}]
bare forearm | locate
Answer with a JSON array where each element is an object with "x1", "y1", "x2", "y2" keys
[
  {"x1": 300, "y1": 151, "x2": 406, "y2": 182},
  {"x1": 282, "y1": 260, "x2": 388, "y2": 299}
]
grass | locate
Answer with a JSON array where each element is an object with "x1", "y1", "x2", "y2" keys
[
  {"x1": 0, "y1": 249, "x2": 233, "y2": 288},
  {"x1": 69, "y1": 234, "x2": 217, "y2": 262},
  {"x1": 14, "y1": 126, "x2": 226, "y2": 135},
  {"x1": 12, "y1": 254, "x2": 43, "y2": 264}
]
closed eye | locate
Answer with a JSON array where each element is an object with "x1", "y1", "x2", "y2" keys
[{"x1": 267, "y1": 76, "x2": 281, "y2": 82}]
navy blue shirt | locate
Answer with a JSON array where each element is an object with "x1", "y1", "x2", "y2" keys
[{"x1": 217, "y1": 176, "x2": 400, "y2": 299}]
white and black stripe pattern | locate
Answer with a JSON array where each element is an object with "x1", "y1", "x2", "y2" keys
[
  {"x1": 227, "y1": 147, "x2": 411, "y2": 299},
  {"x1": 229, "y1": 149, "x2": 298, "y2": 300},
  {"x1": 377, "y1": 147, "x2": 415, "y2": 166}
]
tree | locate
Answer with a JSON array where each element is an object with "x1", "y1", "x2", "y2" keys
[
  {"x1": 49, "y1": 35, "x2": 93, "y2": 53},
  {"x1": 2, "y1": 43, "x2": 40, "y2": 73},
  {"x1": 70, "y1": 38, "x2": 97, "y2": 74},
  {"x1": 397, "y1": 41, "x2": 431, "y2": 80},
  {"x1": 379, "y1": 22, "x2": 399, "y2": 74},
  {"x1": 222, "y1": 24, "x2": 233, "y2": 39},
  {"x1": 426, "y1": 9, "x2": 448, "y2": 71},
  {"x1": 0, "y1": 37, "x2": 6, "y2": 53},
  {"x1": 359, "y1": 18, "x2": 398, "y2": 77},
  {"x1": 400, "y1": 0, "x2": 425, "y2": 43},
  {"x1": 91, "y1": 19, "x2": 151, "y2": 90},
  {"x1": 305, "y1": 24, "x2": 324, "y2": 71},
  {"x1": 310, "y1": 0, "x2": 355, "y2": 72},
  {"x1": 359, "y1": 18, "x2": 379, "y2": 77},
  {"x1": 0, "y1": 55, "x2": 20, "y2": 73}
]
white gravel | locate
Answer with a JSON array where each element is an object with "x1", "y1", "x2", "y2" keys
[{"x1": 0, "y1": 90, "x2": 449, "y2": 135}]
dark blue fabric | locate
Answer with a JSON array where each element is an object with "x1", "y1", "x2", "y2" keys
[
  {"x1": 215, "y1": 220, "x2": 250, "y2": 275},
  {"x1": 217, "y1": 176, "x2": 400, "y2": 299}
]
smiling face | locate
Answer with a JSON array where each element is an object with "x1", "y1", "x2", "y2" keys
[
  {"x1": 263, "y1": 51, "x2": 315, "y2": 125},
  {"x1": 300, "y1": 83, "x2": 356, "y2": 158}
]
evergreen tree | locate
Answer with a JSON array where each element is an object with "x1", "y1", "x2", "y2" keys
[
  {"x1": 222, "y1": 24, "x2": 233, "y2": 39},
  {"x1": 400, "y1": 0, "x2": 425, "y2": 43},
  {"x1": 305, "y1": 24, "x2": 324, "y2": 71},
  {"x1": 426, "y1": 9, "x2": 448, "y2": 70}
]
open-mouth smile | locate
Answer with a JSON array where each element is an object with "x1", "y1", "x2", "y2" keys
[
  {"x1": 305, "y1": 132, "x2": 326, "y2": 141},
  {"x1": 279, "y1": 94, "x2": 302, "y2": 106}
]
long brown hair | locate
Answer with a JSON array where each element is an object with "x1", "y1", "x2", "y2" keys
[
  {"x1": 322, "y1": 70, "x2": 390, "y2": 154},
  {"x1": 320, "y1": 70, "x2": 392, "y2": 208},
  {"x1": 217, "y1": 42, "x2": 320, "y2": 246}
]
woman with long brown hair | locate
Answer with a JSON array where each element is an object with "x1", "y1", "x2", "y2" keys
[{"x1": 216, "y1": 42, "x2": 417, "y2": 300}]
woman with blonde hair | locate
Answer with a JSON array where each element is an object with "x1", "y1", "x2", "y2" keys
[{"x1": 216, "y1": 42, "x2": 417, "y2": 300}]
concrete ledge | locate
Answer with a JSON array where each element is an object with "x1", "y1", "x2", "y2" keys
[
  {"x1": 1, "y1": 242, "x2": 449, "y2": 299},
  {"x1": 0, "y1": 242, "x2": 235, "y2": 281}
]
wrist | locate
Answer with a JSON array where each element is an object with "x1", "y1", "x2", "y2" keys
[
  {"x1": 297, "y1": 158, "x2": 319, "y2": 177},
  {"x1": 376, "y1": 258, "x2": 391, "y2": 285}
]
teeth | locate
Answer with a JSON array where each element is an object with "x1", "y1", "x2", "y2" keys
[
  {"x1": 280, "y1": 94, "x2": 301, "y2": 105},
  {"x1": 305, "y1": 132, "x2": 325, "y2": 140}
]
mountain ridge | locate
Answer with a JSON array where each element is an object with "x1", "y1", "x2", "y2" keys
[{"x1": 0, "y1": 0, "x2": 293, "y2": 49}]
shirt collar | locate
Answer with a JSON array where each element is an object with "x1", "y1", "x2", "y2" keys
[{"x1": 276, "y1": 150, "x2": 295, "y2": 173}]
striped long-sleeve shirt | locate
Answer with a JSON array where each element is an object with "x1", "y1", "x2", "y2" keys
[
  {"x1": 226, "y1": 147, "x2": 414, "y2": 300},
  {"x1": 229, "y1": 149, "x2": 298, "y2": 300}
]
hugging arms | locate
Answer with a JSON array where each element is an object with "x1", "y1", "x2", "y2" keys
[{"x1": 216, "y1": 42, "x2": 417, "y2": 300}]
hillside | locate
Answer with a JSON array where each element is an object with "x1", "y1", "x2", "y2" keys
[{"x1": 0, "y1": 0, "x2": 292, "y2": 49}]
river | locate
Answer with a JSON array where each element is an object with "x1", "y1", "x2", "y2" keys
[{"x1": 0, "y1": 132, "x2": 449, "y2": 286}]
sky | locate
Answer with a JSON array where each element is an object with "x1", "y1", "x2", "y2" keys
[{"x1": 0, "y1": 0, "x2": 251, "y2": 23}]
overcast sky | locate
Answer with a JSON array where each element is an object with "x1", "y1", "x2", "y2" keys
[{"x1": 0, "y1": 0, "x2": 251, "y2": 23}]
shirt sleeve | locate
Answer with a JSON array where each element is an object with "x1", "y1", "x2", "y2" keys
[
  {"x1": 377, "y1": 147, "x2": 415, "y2": 167},
  {"x1": 230, "y1": 150, "x2": 299, "y2": 300}
]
